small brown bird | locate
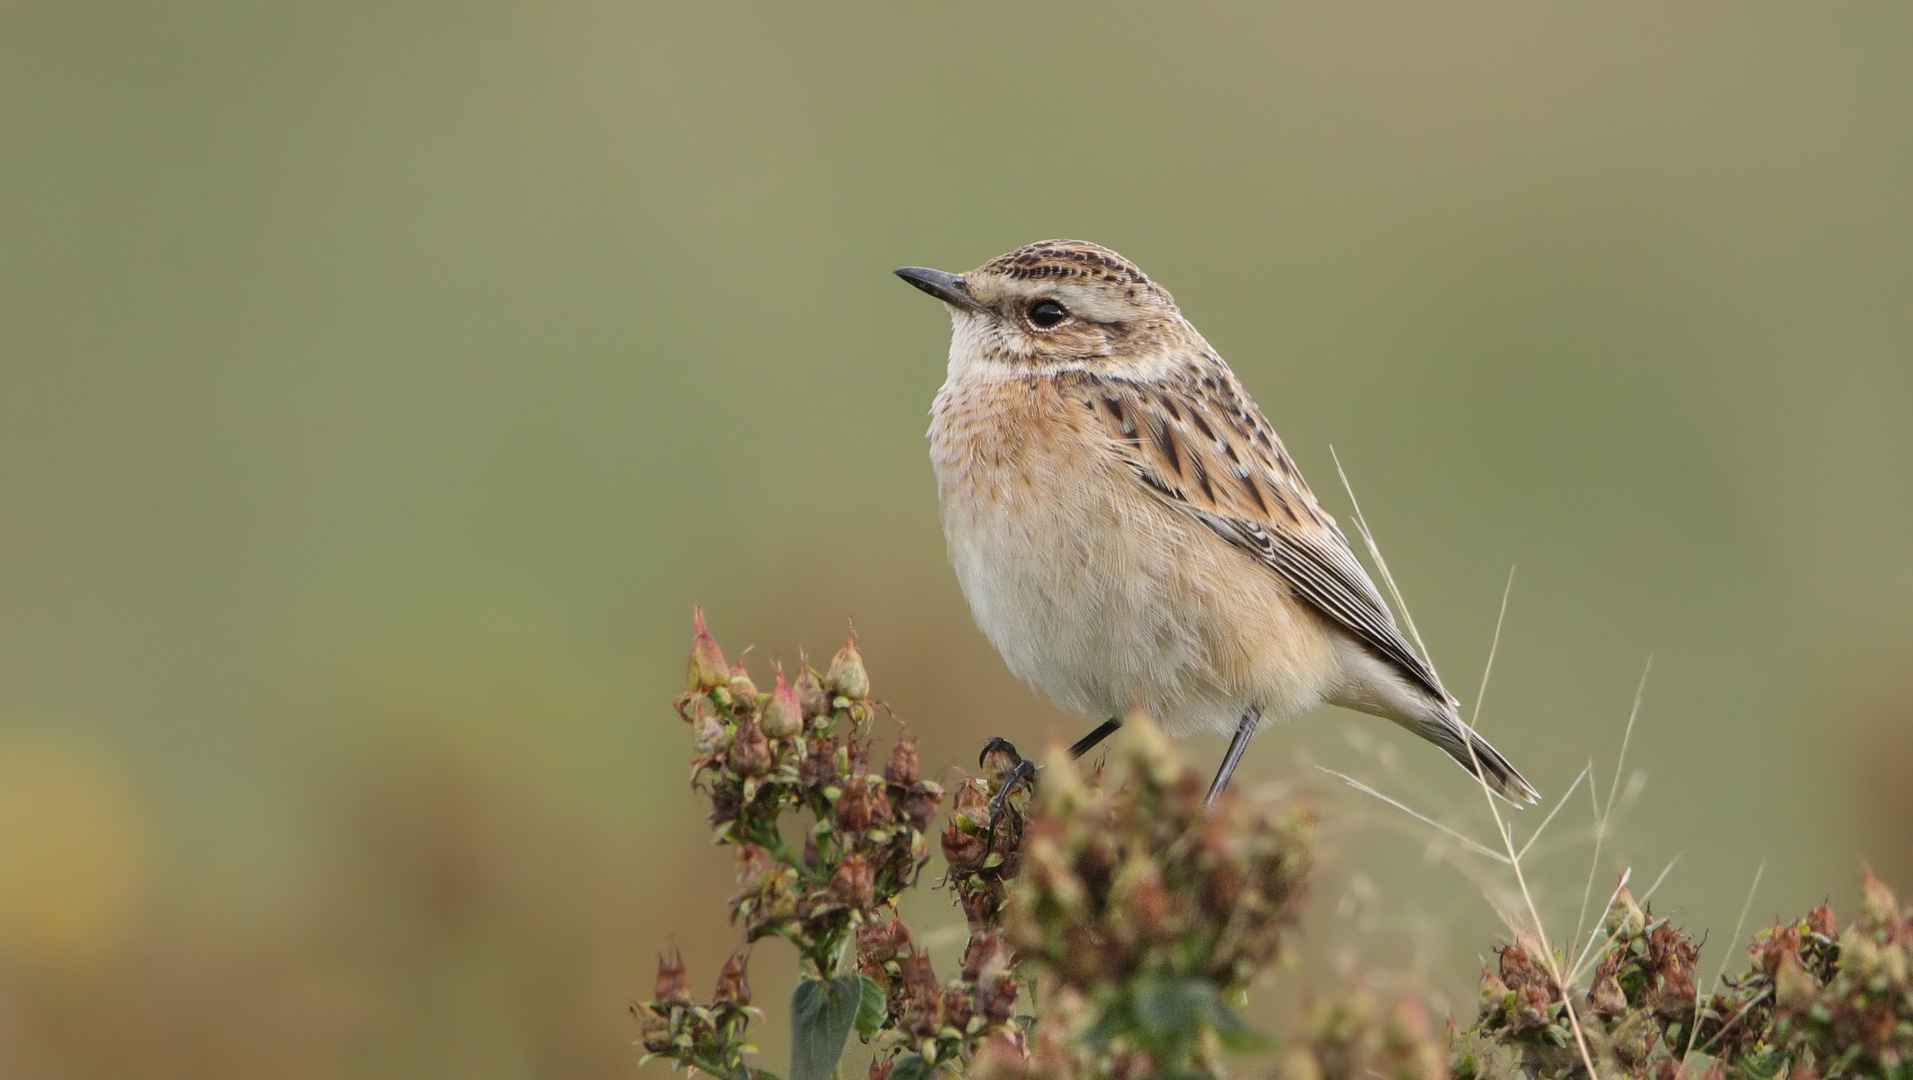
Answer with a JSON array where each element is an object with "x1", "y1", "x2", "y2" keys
[{"x1": 897, "y1": 239, "x2": 1538, "y2": 807}]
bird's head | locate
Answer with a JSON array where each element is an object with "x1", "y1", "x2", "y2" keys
[{"x1": 896, "y1": 240, "x2": 1189, "y2": 379}]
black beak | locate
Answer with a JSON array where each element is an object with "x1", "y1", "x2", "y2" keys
[{"x1": 894, "y1": 266, "x2": 991, "y2": 315}]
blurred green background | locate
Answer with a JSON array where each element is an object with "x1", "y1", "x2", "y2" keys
[{"x1": 3, "y1": 2, "x2": 1911, "y2": 1076}]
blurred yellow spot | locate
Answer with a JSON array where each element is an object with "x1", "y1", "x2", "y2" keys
[{"x1": 0, "y1": 732, "x2": 149, "y2": 964}]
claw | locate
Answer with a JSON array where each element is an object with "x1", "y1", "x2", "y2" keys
[{"x1": 977, "y1": 736, "x2": 1041, "y2": 859}]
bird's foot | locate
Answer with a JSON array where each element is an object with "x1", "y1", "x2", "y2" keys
[{"x1": 977, "y1": 736, "x2": 1040, "y2": 855}]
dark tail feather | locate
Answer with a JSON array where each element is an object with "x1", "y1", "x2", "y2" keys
[{"x1": 1421, "y1": 717, "x2": 1540, "y2": 807}]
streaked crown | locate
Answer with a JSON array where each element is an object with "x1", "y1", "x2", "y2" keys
[{"x1": 974, "y1": 240, "x2": 1176, "y2": 309}]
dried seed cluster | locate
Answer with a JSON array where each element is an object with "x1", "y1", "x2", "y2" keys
[
  {"x1": 637, "y1": 950, "x2": 760, "y2": 1079},
  {"x1": 1000, "y1": 718, "x2": 1315, "y2": 1080},
  {"x1": 638, "y1": 613, "x2": 945, "y2": 1077},
  {"x1": 1456, "y1": 872, "x2": 1913, "y2": 1080},
  {"x1": 681, "y1": 612, "x2": 943, "y2": 975}
]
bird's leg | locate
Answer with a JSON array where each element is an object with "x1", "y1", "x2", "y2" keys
[
  {"x1": 1205, "y1": 708, "x2": 1261, "y2": 805},
  {"x1": 1067, "y1": 716, "x2": 1123, "y2": 759},
  {"x1": 978, "y1": 737, "x2": 1038, "y2": 858},
  {"x1": 980, "y1": 718, "x2": 1123, "y2": 851}
]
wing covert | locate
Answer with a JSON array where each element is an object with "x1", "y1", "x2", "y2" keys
[{"x1": 1080, "y1": 370, "x2": 1453, "y2": 706}]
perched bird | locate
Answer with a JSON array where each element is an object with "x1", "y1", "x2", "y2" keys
[{"x1": 896, "y1": 239, "x2": 1538, "y2": 807}]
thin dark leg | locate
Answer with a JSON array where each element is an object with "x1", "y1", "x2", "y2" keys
[
  {"x1": 979, "y1": 738, "x2": 1037, "y2": 848},
  {"x1": 981, "y1": 717, "x2": 1123, "y2": 851},
  {"x1": 1068, "y1": 717, "x2": 1123, "y2": 759},
  {"x1": 1205, "y1": 708, "x2": 1261, "y2": 806}
]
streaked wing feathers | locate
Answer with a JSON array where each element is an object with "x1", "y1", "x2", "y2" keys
[{"x1": 1080, "y1": 370, "x2": 1452, "y2": 705}]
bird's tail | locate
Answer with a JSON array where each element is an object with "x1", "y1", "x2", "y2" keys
[{"x1": 1417, "y1": 713, "x2": 1540, "y2": 807}]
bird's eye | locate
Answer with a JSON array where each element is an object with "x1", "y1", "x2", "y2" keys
[{"x1": 1027, "y1": 299, "x2": 1069, "y2": 328}]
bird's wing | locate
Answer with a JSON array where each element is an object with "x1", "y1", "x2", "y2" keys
[{"x1": 1077, "y1": 368, "x2": 1453, "y2": 705}]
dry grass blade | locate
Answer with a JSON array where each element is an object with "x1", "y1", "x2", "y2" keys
[
  {"x1": 1326, "y1": 466, "x2": 1606, "y2": 1080},
  {"x1": 1516, "y1": 765, "x2": 1590, "y2": 863},
  {"x1": 1316, "y1": 765, "x2": 1510, "y2": 864},
  {"x1": 1680, "y1": 857, "x2": 1767, "y2": 1065},
  {"x1": 1331, "y1": 448, "x2": 1432, "y2": 664},
  {"x1": 1568, "y1": 853, "x2": 1683, "y2": 984},
  {"x1": 1573, "y1": 658, "x2": 1653, "y2": 951}
]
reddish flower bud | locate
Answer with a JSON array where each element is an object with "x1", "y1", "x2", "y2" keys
[
  {"x1": 794, "y1": 658, "x2": 829, "y2": 721},
  {"x1": 829, "y1": 852, "x2": 876, "y2": 911},
  {"x1": 869, "y1": 1058, "x2": 895, "y2": 1080},
  {"x1": 729, "y1": 719, "x2": 771, "y2": 778},
  {"x1": 961, "y1": 931, "x2": 1008, "y2": 982},
  {"x1": 1860, "y1": 866, "x2": 1903, "y2": 934},
  {"x1": 885, "y1": 740, "x2": 921, "y2": 787},
  {"x1": 1805, "y1": 903, "x2": 1836, "y2": 939},
  {"x1": 686, "y1": 608, "x2": 729, "y2": 692},
  {"x1": 979, "y1": 971, "x2": 1020, "y2": 1026},
  {"x1": 762, "y1": 664, "x2": 804, "y2": 739},
  {"x1": 942, "y1": 820, "x2": 986, "y2": 877},
  {"x1": 901, "y1": 949, "x2": 938, "y2": 995},
  {"x1": 858, "y1": 913, "x2": 904, "y2": 965},
  {"x1": 826, "y1": 629, "x2": 870, "y2": 699},
  {"x1": 835, "y1": 773, "x2": 888, "y2": 834},
  {"x1": 1588, "y1": 969, "x2": 1627, "y2": 1015},
  {"x1": 727, "y1": 661, "x2": 759, "y2": 701},
  {"x1": 901, "y1": 782, "x2": 942, "y2": 833},
  {"x1": 953, "y1": 777, "x2": 991, "y2": 828},
  {"x1": 655, "y1": 949, "x2": 691, "y2": 1008},
  {"x1": 713, "y1": 951, "x2": 751, "y2": 1009}
]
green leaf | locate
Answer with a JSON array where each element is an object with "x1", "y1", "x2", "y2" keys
[
  {"x1": 790, "y1": 976, "x2": 864, "y2": 1080},
  {"x1": 888, "y1": 1054, "x2": 932, "y2": 1080},
  {"x1": 1132, "y1": 978, "x2": 1205, "y2": 1038},
  {"x1": 1128, "y1": 978, "x2": 1266, "y2": 1052},
  {"x1": 853, "y1": 975, "x2": 888, "y2": 1039}
]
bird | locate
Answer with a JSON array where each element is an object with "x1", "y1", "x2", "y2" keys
[{"x1": 895, "y1": 239, "x2": 1538, "y2": 808}]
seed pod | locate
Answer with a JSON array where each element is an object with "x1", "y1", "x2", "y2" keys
[
  {"x1": 829, "y1": 852, "x2": 875, "y2": 911},
  {"x1": 884, "y1": 740, "x2": 921, "y2": 787},
  {"x1": 835, "y1": 773, "x2": 878, "y2": 833},
  {"x1": 655, "y1": 949, "x2": 691, "y2": 1008},
  {"x1": 712, "y1": 951, "x2": 751, "y2": 1009},
  {"x1": 727, "y1": 660, "x2": 758, "y2": 702},
  {"x1": 729, "y1": 719, "x2": 771, "y2": 778},
  {"x1": 798, "y1": 737, "x2": 840, "y2": 789},
  {"x1": 686, "y1": 608, "x2": 729, "y2": 692},
  {"x1": 794, "y1": 658, "x2": 829, "y2": 721},
  {"x1": 1606, "y1": 888, "x2": 1647, "y2": 940},
  {"x1": 826, "y1": 629, "x2": 870, "y2": 699},
  {"x1": 1860, "y1": 867, "x2": 1902, "y2": 934},
  {"x1": 942, "y1": 821, "x2": 986, "y2": 877},
  {"x1": 900, "y1": 781, "x2": 941, "y2": 834},
  {"x1": 857, "y1": 913, "x2": 903, "y2": 965},
  {"x1": 694, "y1": 715, "x2": 731, "y2": 756},
  {"x1": 1774, "y1": 948, "x2": 1819, "y2": 1010},
  {"x1": 762, "y1": 664, "x2": 803, "y2": 739}
]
